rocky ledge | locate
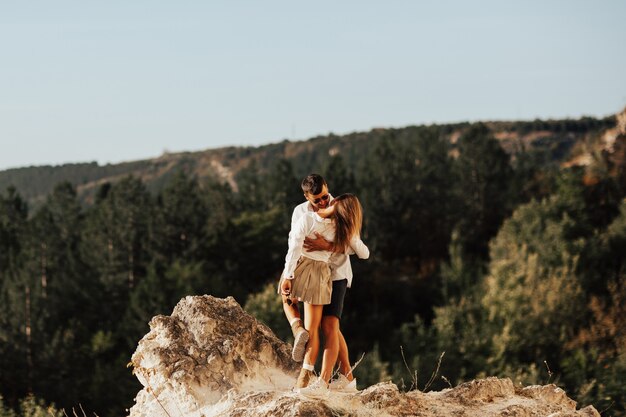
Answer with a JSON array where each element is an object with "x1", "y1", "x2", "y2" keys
[{"x1": 129, "y1": 295, "x2": 599, "y2": 417}]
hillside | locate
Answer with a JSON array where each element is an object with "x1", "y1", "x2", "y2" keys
[
  {"x1": 1, "y1": 109, "x2": 625, "y2": 416},
  {"x1": 0, "y1": 115, "x2": 616, "y2": 208}
]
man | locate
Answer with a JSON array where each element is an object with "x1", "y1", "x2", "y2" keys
[{"x1": 281, "y1": 173, "x2": 358, "y2": 391}]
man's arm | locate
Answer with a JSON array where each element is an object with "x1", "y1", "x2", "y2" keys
[
  {"x1": 282, "y1": 215, "x2": 311, "y2": 279},
  {"x1": 303, "y1": 232, "x2": 334, "y2": 252},
  {"x1": 290, "y1": 204, "x2": 301, "y2": 232},
  {"x1": 303, "y1": 202, "x2": 335, "y2": 251}
]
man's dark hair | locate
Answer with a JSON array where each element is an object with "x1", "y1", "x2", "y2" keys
[{"x1": 301, "y1": 174, "x2": 327, "y2": 195}]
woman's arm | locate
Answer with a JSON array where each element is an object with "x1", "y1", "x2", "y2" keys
[
  {"x1": 349, "y1": 235, "x2": 370, "y2": 259},
  {"x1": 316, "y1": 204, "x2": 336, "y2": 219}
]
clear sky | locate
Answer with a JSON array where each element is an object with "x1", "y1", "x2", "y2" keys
[{"x1": 1, "y1": 1, "x2": 625, "y2": 171}]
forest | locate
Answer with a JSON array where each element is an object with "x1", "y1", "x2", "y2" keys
[{"x1": 0, "y1": 121, "x2": 625, "y2": 416}]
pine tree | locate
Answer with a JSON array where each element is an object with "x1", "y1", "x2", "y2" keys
[
  {"x1": 0, "y1": 186, "x2": 28, "y2": 273},
  {"x1": 20, "y1": 183, "x2": 96, "y2": 407},
  {"x1": 453, "y1": 123, "x2": 514, "y2": 260},
  {"x1": 154, "y1": 170, "x2": 207, "y2": 264},
  {"x1": 323, "y1": 154, "x2": 356, "y2": 196},
  {"x1": 360, "y1": 133, "x2": 421, "y2": 263}
]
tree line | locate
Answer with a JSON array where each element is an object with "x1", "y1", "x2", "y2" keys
[{"x1": 1, "y1": 123, "x2": 624, "y2": 416}]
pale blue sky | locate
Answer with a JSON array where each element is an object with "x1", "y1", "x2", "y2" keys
[{"x1": 1, "y1": 1, "x2": 625, "y2": 171}]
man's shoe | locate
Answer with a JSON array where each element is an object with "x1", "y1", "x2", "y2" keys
[
  {"x1": 329, "y1": 374, "x2": 357, "y2": 392},
  {"x1": 297, "y1": 377, "x2": 329, "y2": 396},
  {"x1": 295, "y1": 368, "x2": 314, "y2": 389},
  {"x1": 292, "y1": 327, "x2": 309, "y2": 362}
]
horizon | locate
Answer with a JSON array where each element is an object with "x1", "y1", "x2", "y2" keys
[
  {"x1": 1, "y1": 0, "x2": 625, "y2": 171},
  {"x1": 0, "y1": 110, "x2": 619, "y2": 172}
]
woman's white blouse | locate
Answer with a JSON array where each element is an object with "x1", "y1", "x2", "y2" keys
[
  {"x1": 282, "y1": 212, "x2": 335, "y2": 279},
  {"x1": 330, "y1": 236, "x2": 369, "y2": 287}
]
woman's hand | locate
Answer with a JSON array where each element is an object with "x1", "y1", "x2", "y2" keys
[
  {"x1": 316, "y1": 204, "x2": 336, "y2": 218},
  {"x1": 281, "y1": 278, "x2": 292, "y2": 295}
]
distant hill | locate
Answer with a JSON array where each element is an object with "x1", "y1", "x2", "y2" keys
[{"x1": 0, "y1": 115, "x2": 617, "y2": 208}]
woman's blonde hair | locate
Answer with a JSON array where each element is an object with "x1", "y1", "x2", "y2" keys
[{"x1": 333, "y1": 194, "x2": 363, "y2": 253}]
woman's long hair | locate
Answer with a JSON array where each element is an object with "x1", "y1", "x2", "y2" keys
[{"x1": 332, "y1": 194, "x2": 363, "y2": 253}]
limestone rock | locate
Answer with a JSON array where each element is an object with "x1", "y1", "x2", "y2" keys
[
  {"x1": 129, "y1": 295, "x2": 299, "y2": 417},
  {"x1": 128, "y1": 295, "x2": 599, "y2": 417}
]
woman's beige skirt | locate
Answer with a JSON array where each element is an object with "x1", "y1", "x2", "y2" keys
[{"x1": 278, "y1": 257, "x2": 332, "y2": 305}]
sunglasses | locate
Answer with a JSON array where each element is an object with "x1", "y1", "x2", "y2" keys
[{"x1": 313, "y1": 194, "x2": 329, "y2": 204}]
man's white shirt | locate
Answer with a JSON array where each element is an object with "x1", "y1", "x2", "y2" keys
[{"x1": 285, "y1": 199, "x2": 369, "y2": 287}]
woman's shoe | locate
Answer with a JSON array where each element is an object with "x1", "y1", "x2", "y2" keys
[
  {"x1": 295, "y1": 368, "x2": 314, "y2": 389},
  {"x1": 291, "y1": 326, "x2": 309, "y2": 362},
  {"x1": 329, "y1": 374, "x2": 357, "y2": 392},
  {"x1": 297, "y1": 377, "x2": 329, "y2": 396}
]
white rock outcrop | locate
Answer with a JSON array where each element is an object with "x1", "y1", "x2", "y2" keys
[{"x1": 129, "y1": 295, "x2": 599, "y2": 417}]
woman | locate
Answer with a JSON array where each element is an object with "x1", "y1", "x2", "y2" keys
[{"x1": 279, "y1": 194, "x2": 369, "y2": 391}]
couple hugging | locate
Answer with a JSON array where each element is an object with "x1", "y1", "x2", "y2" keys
[{"x1": 278, "y1": 174, "x2": 369, "y2": 395}]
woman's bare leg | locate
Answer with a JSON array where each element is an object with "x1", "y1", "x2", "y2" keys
[
  {"x1": 282, "y1": 294, "x2": 301, "y2": 325},
  {"x1": 303, "y1": 303, "x2": 324, "y2": 369}
]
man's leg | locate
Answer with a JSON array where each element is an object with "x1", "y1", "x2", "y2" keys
[
  {"x1": 336, "y1": 329, "x2": 353, "y2": 380},
  {"x1": 320, "y1": 316, "x2": 340, "y2": 383},
  {"x1": 322, "y1": 322, "x2": 354, "y2": 381},
  {"x1": 320, "y1": 279, "x2": 348, "y2": 384}
]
